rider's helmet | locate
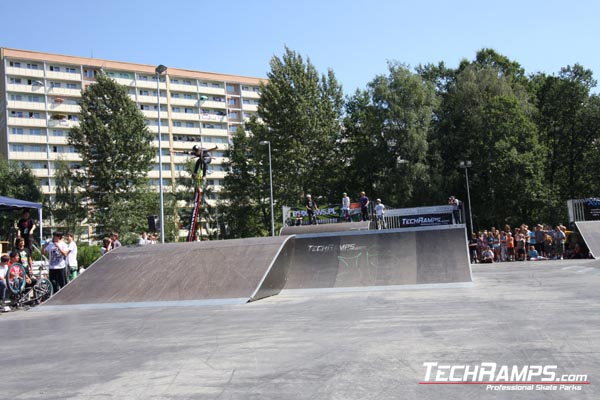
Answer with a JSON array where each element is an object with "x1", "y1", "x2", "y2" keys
[{"x1": 192, "y1": 145, "x2": 199, "y2": 153}]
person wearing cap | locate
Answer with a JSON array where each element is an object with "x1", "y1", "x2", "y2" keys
[
  {"x1": 374, "y1": 198, "x2": 386, "y2": 229},
  {"x1": 305, "y1": 194, "x2": 319, "y2": 225},
  {"x1": 341, "y1": 192, "x2": 351, "y2": 222},
  {"x1": 16, "y1": 209, "x2": 36, "y2": 250},
  {"x1": 43, "y1": 231, "x2": 70, "y2": 292}
]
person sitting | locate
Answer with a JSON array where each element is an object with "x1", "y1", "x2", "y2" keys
[
  {"x1": 528, "y1": 245, "x2": 547, "y2": 261},
  {"x1": 481, "y1": 246, "x2": 494, "y2": 263}
]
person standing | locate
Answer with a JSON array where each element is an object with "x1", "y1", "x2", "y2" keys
[
  {"x1": 15, "y1": 238, "x2": 36, "y2": 288},
  {"x1": 0, "y1": 255, "x2": 10, "y2": 312},
  {"x1": 17, "y1": 209, "x2": 36, "y2": 250},
  {"x1": 374, "y1": 198, "x2": 386, "y2": 229},
  {"x1": 305, "y1": 194, "x2": 318, "y2": 225},
  {"x1": 65, "y1": 233, "x2": 78, "y2": 282},
  {"x1": 359, "y1": 191, "x2": 370, "y2": 222},
  {"x1": 341, "y1": 192, "x2": 351, "y2": 222},
  {"x1": 111, "y1": 232, "x2": 122, "y2": 249},
  {"x1": 43, "y1": 232, "x2": 69, "y2": 293}
]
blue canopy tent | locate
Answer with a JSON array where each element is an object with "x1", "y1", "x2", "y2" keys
[{"x1": 0, "y1": 195, "x2": 43, "y2": 246}]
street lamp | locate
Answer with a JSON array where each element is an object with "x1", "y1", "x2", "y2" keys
[
  {"x1": 155, "y1": 64, "x2": 167, "y2": 243},
  {"x1": 459, "y1": 160, "x2": 474, "y2": 235},
  {"x1": 259, "y1": 140, "x2": 275, "y2": 236}
]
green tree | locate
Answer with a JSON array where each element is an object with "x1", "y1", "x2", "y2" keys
[
  {"x1": 53, "y1": 159, "x2": 87, "y2": 236},
  {"x1": 220, "y1": 127, "x2": 268, "y2": 238},
  {"x1": 68, "y1": 73, "x2": 155, "y2": 237},
  {"x1": 246, "y1": 47, "x2": 344, "y2": 210},
  {"x1": 533, "y1": 64, "x2": 599, "y2": 219}
]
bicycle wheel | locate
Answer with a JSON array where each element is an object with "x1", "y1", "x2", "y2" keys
[
  {"x1": 35, "y1": 278, "x2": 53, "y2": 303},
  {"x1": 6, "y1": 263, "x2": 26, "y2": 295}
]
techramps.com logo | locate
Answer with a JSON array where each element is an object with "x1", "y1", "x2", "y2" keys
[{"x1": 419, "y1": 362, "x2": 589, "y2": 392}]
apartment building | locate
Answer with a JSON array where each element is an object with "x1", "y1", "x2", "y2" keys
[{"x1": 0, "y1": 47, "x2": 263, "y2": 205}]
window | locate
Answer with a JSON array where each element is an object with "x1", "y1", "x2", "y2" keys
[
  {"x1": 9, "y1": 78, "x2": 22, "y2": 84},
  {"x1": 183, "y1": 80, "x2": 193, "y2": 85},
  {"x1": 242, "y1": 99, "x2": 250, "y2": 104},
  {"x1": 199, "y1": 81, "x2": 208, "y2": 87},
  {"x1": 26, "y1": 63, "x2": 39, "y2": 69},
  {"x1": 49, "y1": 66, "x2": 61, "y2": 72},
  {"x1": 171, "y1": 79, "x2": 180, "y2": 84},
  {"x1": 228, "y1": 98, "x2": 237, "y2": 105},
  {"x1": 66, "y1": 83, "x2": 78, "y2": 89},
  {"x1": 140, "y1": 90, "x2": 149, "y2": 96},
  {"x1": 226, "y1": 85, "x2": 236, "y2": 92},
  {"x1": 186, "y1": 122, "x2": 195, "y2": 128},
  {"x1": 11, "y1": 111, "x2": 24, "y2": 117},
  {"x1": 28, "y1": 95, "x2": 41, "y2": 102},
  {"x1": 65, "y1": 67, "x2": 77, "y2": 73},
  {"x1": 10, "y1": 144, "x2": 25, "y2": 152},
  {"x1": 242, "y1": 86, "x2": 250, "y2": 91},
  {"x1": 10, "y1": 94, "x2": 23, "y2": 101},
  {"x1": 119, "y1": 72, "x2": 129, "y2": 78},
  {"x1": 171, "y1": 93, "x2": 180, "y2": 98},
  {"x1": 211, "y1": 82, "x2": 221, "y2": 88},
  {"x1": 84, "y1": 69, "x2": 97, "y2": 78},
  {"x1": 29, "y1": 112, "x2": 41, "y2": 118},
  {"x1": 30, "y1": 129, "x2": 42, "y2": 135},
  {"x1": 51, "y1": 82, "x2": 62, "y2": 88},
  {"x1": 9, "y1": 61, "x2": 21, "y2": 67},
  {"x1": 184, "y1": 108, "x2": 194, "y2": 114},
  {"x1": 11, "y1": 128, "x2": 24, "y2": 134},
  {"x1": 229, "y1": 112, "x2": 238, "y2": 119},
  {"x1": 51, "y1": 130, "x2": 65, "y2": 136},
  {"x1": 138, "y1": 74, "x2": 148, "y2": 81},
  {"x1": 172, "y1": 107, "x2": 181, "y2": 113},
  {"x1": 184, "y1": 94, "x2": 193, "y2": 99},
  {"x1": 30, "y1": 145, "x2": 44, "y2": 152},
  {"x1": 173, "y1": 121, "x2": 182, "y2": 127}
]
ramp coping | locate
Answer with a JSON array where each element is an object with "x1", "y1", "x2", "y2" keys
[{"x1": 37, "y1": 297, "x2": 248, "y2": 311}]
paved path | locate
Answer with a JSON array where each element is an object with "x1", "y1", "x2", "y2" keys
[{"x1": 1, "y1": 259, "x2": 598, "y2": 399}]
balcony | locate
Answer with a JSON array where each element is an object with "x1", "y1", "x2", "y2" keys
[
  {"x1": 201, "y1": 128, "x2": 228, "y2": 136},
  {"x1": 48, "y1": 119, "x2": 78, "y2": 128},
  {"x1": 198, "y1": 86, "x2": 225, "y2": 95},
  {"x1": 6, "y1": 66, "x2": 44, "y2": 78},
  {"x1": 169, "y1": 83, "x2": 198, "y2": 93},
  {"x1": 47, "y1": 87, "x2": 81, "y2": 97},
  {"x1": 137, "y1": 95, "x2": 166, "y2": 104},
  {"x1": 171, "y1": 126, "x2": 199, "y2": 135},
  {"x1": 199, "y1": 100, "x2": 226, "y2": 109},
  {"x1": 242, "y1": 103, "x2": 258, "y2": 112},
  {"x1": 8, "y1": 134, "x2": 49, "y2": 144},
  {"x1": 200, "y1": 113, "x2": 227, "y2": 123},
  {"x1": 48, "y1": 102, "x2": 80, "y2": 113},
  {"x1": 46, "y1": 70, "x2": 81, "y2": 81},
  {"x1": 8, "y1": 101, "x2": 46, "y2": 111},
  {"x1": 170, "y1": 112, "x2": 198, "y2": 122},
  {"x1": 140, "y1": 110, "x2": 159, "y2": 119},
  {"x1": 136, "y1": 80, "x2": 166, "y2": 90},
  {"x1": 241, "y1": 89, "x2": 260, "y2": 99},
  {"x1": 113, "y1": 77, "x2": 135, "y2": 87},
  {"x1": 7, "y1": 84, "x2": 45, "y2": 94},
  {"x1": 8, "y1": 117, "x2": 47, "y2": 127},
  {"x1": 169, "y1": 97, "x2": 198, "y2": 107}
]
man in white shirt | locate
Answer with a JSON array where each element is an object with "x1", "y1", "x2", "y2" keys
[
  {"x1": 138, "y1": 232, "x2": 151, "y2": 246},
  {"x1": 43, "y1": 231, "x2": 69, "y2": 292},
  {"x1": 65, "y1": 232, "x2": 78, "y2": 281},
  {"x1": 374, "y1": 199, "x2": 386, "y2": 229},
  {"x1": 341, "y1": 193, "x2": 350, "y2": 222}
]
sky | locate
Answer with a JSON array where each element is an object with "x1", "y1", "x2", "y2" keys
[{"x1": 1, "y1": 0, "x2": 599, "y2": 94}]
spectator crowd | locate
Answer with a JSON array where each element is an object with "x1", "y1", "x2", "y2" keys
[{"x1": 469, "y1": 223, "x2": 592, "y2": 264}]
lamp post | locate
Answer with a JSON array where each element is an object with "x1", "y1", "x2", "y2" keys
[
  {"x1": 259, "y1": 140, "x2": 275, "y2": 236},
  {"x1": 459, "y1": 160, "x2": 474, "y2": 235},
  {"x1": 155, "y1": 64, "x2": 167, "y2": 243}
]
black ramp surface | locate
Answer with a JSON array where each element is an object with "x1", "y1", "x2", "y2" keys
[
  {"x1": 284, "y1": 225, "x2": 471, "y2": 289},
  {"x1": 46, "y1": 236, "x2": 293, "y2": 306},
  {"x1": 575, "y1": 220, "x2": 600, "y2": 258}
]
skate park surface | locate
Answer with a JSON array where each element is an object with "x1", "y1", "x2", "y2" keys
[{"x1": 1, "y1": 258, "x2": 598, "y2": 399}]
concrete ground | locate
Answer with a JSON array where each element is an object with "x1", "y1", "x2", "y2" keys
[{"x1": 0, "y1": 258, "x2": 598, "y2": 400}]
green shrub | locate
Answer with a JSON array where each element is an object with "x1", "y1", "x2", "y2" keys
[{"x1": 77, "y1": 243, "x2": 102, "y2": 269}]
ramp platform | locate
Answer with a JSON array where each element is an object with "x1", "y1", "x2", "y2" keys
[
  {"x1": 45, "y1": 236, "x2": 294, "y2": 306},
  {"x1": 280, "y1": 221, "x2": 370, "y2": 236}
]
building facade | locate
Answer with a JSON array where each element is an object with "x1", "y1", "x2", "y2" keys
[{"x1": 0, "y1": 47, "x2": 263, "y2": 206}]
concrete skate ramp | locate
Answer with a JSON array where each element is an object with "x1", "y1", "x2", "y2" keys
[
  {"x1": 575, "y1": 221, "x2": 600, "y2": 258},
  {"x1": 45, "y1": 236, "x2": 294, "y2": 306},
  {"x1": 280, "y1": 221, "x2": 370, "y2": 236},
  {"x1": 284, "y1": 225, "x2": 471, "y2": 289}
]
